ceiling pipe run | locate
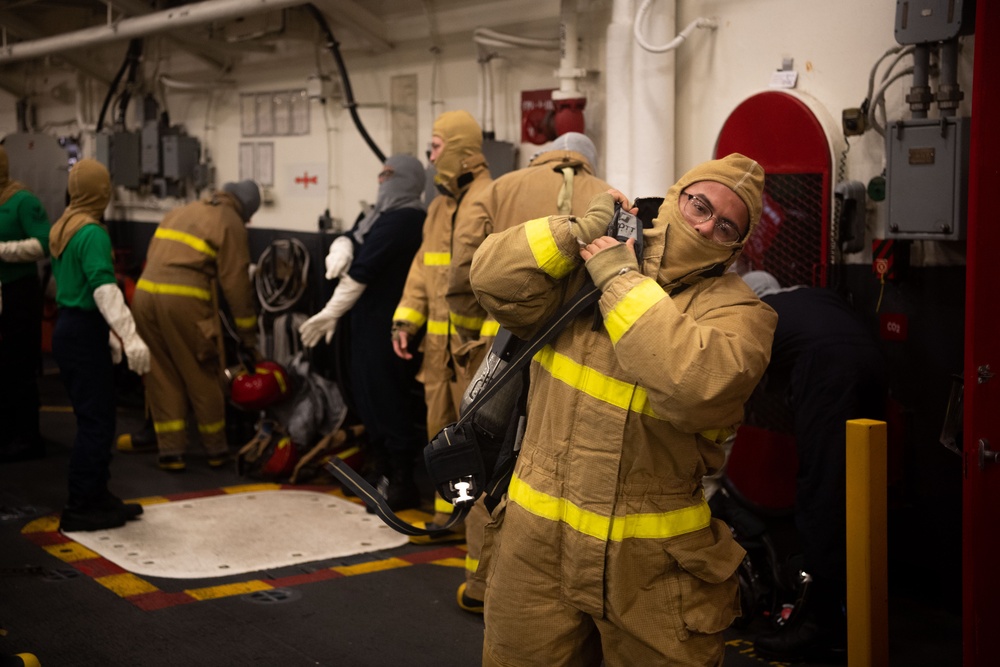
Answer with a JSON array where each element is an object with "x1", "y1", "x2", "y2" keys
[{"x1": 0, "y1": 0, "x2": 308, "y2": 64}]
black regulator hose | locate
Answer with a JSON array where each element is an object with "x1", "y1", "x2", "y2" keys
[{"x1": 305, "y1": 3, "x2": 386, "y2": 164}]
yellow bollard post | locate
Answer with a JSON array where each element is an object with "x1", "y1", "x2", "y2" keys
[{"x1": 846, "y1": 418, "x2": 889, "y2": 667}]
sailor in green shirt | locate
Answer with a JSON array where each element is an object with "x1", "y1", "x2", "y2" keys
[
  {"x1": 0, "y1": 144, "x2": 51, "y2": 462},
  {"x1": 49, "y1": 158, "x2": 151, "y2": 532}
]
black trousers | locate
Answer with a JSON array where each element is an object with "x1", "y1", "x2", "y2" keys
[
  {"x1": 52, "y1": 307, "x2": 116, "y2": 506},
  {"x1": 0, "y1": 273, "x2": 43, "y2": 459}
]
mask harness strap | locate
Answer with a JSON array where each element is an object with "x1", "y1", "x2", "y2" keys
[{"x1": 325, "y1": 279, "x2": 601, "y2": 537}]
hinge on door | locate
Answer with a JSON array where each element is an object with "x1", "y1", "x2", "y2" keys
[{"x1": 978, "y1": 439, "x2": 999, "y2": 471}]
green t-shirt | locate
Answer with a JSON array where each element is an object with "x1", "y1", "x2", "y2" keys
[
  {"x1": 51, "y1": 223, "x2": 117, "y2": 310},
  {"x1": 0, "y1": 189, "x2": 51, "y2": 283}
]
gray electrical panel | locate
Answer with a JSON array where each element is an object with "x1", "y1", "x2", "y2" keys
[
  {"x1": 96, "y1": 131, "x2": 141, "y2": 189},
  {"x1": 885, "y1": 117, "x2": 970, "y2": 240},
  {"x1": 162, "y1": 134, "x2": 200, "y2": 181},
  {"x1": 895, "y1": 0, "x2": 976, "y2": 45},
  {"x1": 141, "y1": 122, "x2": 161, "y2": 175}
]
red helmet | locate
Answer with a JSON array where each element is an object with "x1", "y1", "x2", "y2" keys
[
  {"x1": 230, "y1": 361, "x2": 291, "y2": 410},
  {"x1": 259, "y1": 436, "x2": 300, "y2": 478}
]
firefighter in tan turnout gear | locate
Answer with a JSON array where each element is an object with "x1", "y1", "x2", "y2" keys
[
  {"x1": 391, "y1": 110, "x2": 492, "y2": 528},
  {"x1": 469, "y1": 154, "x2": 778, "y2": 666},
  {"x1": 132, "y1": 181, "x2": 260, "y2": 472},
  {"x1": 445, "y1": 132, "x2": 613, "y2": 613}
]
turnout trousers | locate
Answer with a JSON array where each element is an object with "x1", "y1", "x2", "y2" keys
[{"x1": 132, "y1": 290, "x2": 228, "y2": 457}]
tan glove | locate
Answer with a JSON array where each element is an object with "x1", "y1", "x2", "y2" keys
[
  {"x1": 570, "y1": 192, "x2": 616, "y2": 245},
  {"x1": 584, "y1": 239, "x2": 639, "y2": 291}
]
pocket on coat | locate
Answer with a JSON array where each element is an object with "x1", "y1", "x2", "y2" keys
[
  {"x1": 664, "y1": 519, "x2": 745, "y2": 636},
  {"x1": 195, "y1": 317, "x2": 221, "y2": 364},
  {"x1": 474, "y1": 497, "x2": 508, "y2": 590}
]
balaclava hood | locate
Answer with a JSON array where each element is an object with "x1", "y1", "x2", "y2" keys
[
  {"x1": 351, "y1": 154, "x2": 427, "y2": 244},
  {"x1": 549, "y1": 132, "x2": 597, "y2": 171},
  {"x1": 432, "y1": 110, "x2": 485, "y2": 196},
  {"x1": 222, "y1": 180, "x2": 261, "y2": 221},
  {"x1": 49, "y1": 159, "x2": 112, "y2": 258},
  {"x1": 647, "y1": 152, "x2": 765, "y2": 292},
  {"x1": 0, "y1": 145, "x2": 26, "y2": 206}
]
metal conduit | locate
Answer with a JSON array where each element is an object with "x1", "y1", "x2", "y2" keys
[{"x1": 0, "y1": 0, "x2": 307, "y2": 63}]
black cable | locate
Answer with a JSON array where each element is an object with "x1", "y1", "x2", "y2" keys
[
  {"x1": 305, "y1": 4, "x2": 386, "y2": 164},
  {"x1": 97, "y1": 39, "x2": 142, "y2": 132}
]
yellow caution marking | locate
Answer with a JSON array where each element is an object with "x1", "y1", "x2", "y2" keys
[
  {"x1": 431, "y1": 557, "x2": 466, "y2": 568},
  {"x1": 96, "y1": 573, "x2": 159, "y2": 597},
  {"x1": 186, "y1": 580, "x2": 273, "y2": 600},
  {"x1": 333, "y1": 557, "x2": 411, "y2": 576},
  {"x1": 222, "y1": 483, "x2": 282, "y2": 493},
  {"x1": 22, "y1": 516, "x2": 60, "y2": 533},
  {"x1": 40, "y1": 406, "x2": 74, "y2": 413},
  {"x1": 44, "y1": 542, "x2": 100, "y2": 562}
]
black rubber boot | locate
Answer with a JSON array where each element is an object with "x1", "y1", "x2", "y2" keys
[
  {"x1": 375, "y1": 455, "x2": 421, "y2": 512},
  {"x1": 753, "y1": 575, "x2": 847, "y2": 663}
]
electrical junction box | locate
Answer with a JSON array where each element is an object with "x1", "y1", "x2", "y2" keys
[
  {"x1": 141, "y1": 121, "x2": 161, "y2": 175},
  {"x1": 895, "y1": 0, "x2": 976, "y2": 45},
  {"x1": 96, "y1": 131, "x2": 141, "y2": 189},
  {"x1": 885, "y1": 117, "x2": 970, "y2": 240},
  {"x1": 162, "y1": 134, "x2": 200, "y2": 181}
]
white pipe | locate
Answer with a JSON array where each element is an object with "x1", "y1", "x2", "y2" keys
[
  {"x1": 634, "y1": 0, "x2": 716, "y2": 54},
  {"x1": 630, "y1": 0, "x2": 675, "y2": 198},
  {"x1": 472, "y1": 28, "x2": 559, "y2": 50},
  {"x1": 605, "y1": 0, "x2": 634, "y2": 191},
  {"x1": 0, "y1": 0, "x2": 307, "y2": 63},
  {"x1": 552, "y1": 0, "x2": 582, "y2": 100}
]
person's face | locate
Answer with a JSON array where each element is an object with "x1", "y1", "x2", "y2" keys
[
  {"x1": 428, "y1": 136, "x2": 445, "y2": 165},
  {"x1": 378, "y1": 166, "x2": 394, "y2": 184},
  {"x1": 678, "y1": 180, "x2": 749, "y2": 244}
]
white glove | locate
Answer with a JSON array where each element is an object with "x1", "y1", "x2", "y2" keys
[
  {"x1": 93, "y1": 283, "x2": 151, "y2": 375},
  {"x1": 324, "y1": 236, "x2": 355, "y2": 280},
  {"x1": 0, "y1": 238, "x2": 45, "y2": 263},
  {"x1": 298, "y1": 275, "x2": 367, "y2": 347},
  {"x1": 109, "y1": 332, "x2": 123, "y2": 364}
]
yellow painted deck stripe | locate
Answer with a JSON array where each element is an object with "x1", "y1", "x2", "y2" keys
[
  {"x1": 96, "y1": 573, "x2": 159, "y2": 597},
  {"x1": 333, "y1": 557, "x2": 412, "y2": 576},
  {"x1": 43, "y1": 542, "x2": 99, "y2": 562},
  {"x1": 186, "y1": 580, "x2": 273, "y2": 600}
]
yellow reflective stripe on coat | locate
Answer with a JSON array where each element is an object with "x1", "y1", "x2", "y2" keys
[
  {"x1": 136, "y1": 279, "x2": 212, "y2": 301},
  {"x1": 509, "y1": 472, "x2": 711, "y2": 541},
  {"x1": 197, "y1": 420, "x2": 225, "y2": 435},
  {"x1": 235, "y1": 315, "x2": 257, "y2": 329},
  {"x1": 465, "y1": 554, "x2": 479, "y2": 574},
  {"x1": 534, "y1": 345, "x2": 660, "y2": 418},
  {"x1": 604, "y1": 279, "x2": 666, "y2": 345},
  {"x1": 427, "y1": 319, "x2": 458, "y2": 336},
  {"x1": 393, "y1": 306, "x2": 427, "y2": 328},
  {"x1": 524, "y1": 217, "x2": 576, "y2": 279},
  {"x1": 450, "y1": 311, "x2": 484, "y2": 331},
  {"x1": 424, "y1": 252, "x2": 451, "y2": 266},
  {"x1": 154, "y1": 227, "x2": 218, "y2": 258},
  {"x1": 154, "y1": 419, "x2": 186, "y2": 434},
  {"x1": 480, "y1": 319, "x2": 500, "y2": 337}
]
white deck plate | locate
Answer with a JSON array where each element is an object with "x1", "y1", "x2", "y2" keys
[{"x1": 64, "y1": 490, "x2": 408, "y2": 579}]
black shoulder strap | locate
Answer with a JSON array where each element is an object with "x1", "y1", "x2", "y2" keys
[{"x1": 325, "y1": 279, "x2": 601, "y2": 537}]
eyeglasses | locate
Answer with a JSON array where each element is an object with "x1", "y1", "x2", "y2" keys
[{"x1": 680, "y1": 192, "x2": 745, "y2": 244}]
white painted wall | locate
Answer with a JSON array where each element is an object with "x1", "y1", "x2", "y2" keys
[{"x1": 0, "y1": 0, "x2": 976, "y2": 262}]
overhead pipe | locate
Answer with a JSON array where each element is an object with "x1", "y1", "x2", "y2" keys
[
  {"x1": 0, "y1": 0, "x2": 307, "y2": 64},
  {"x1": 551, "y1": 0, "x2": 587, "y2": 136}
]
